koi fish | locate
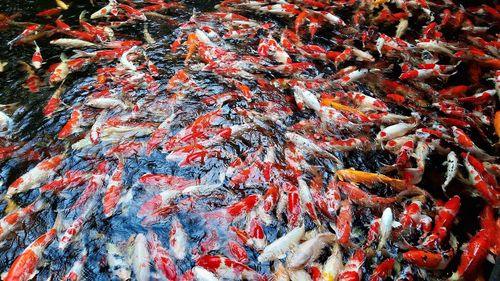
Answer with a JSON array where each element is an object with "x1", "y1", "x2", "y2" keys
[
  {"x1": 3, "y1": 216, "x2": 60, "y2": 281},
  {"x1": 369, "y1": 258, "x2": 395, "y2": 281},
  {"x1": 43, "y1": 85, "x2": 65, "y2": 117},
  {"x1": 59, "y1": 201, "x2": 96, "y2": 250},
  {"x1": 148, "y1": 231, "x2": 178, "y2": 281},
  {"x1": 50, "y1": 38, "x2": 97, "y2": 48},
  {"x1": 31, "y1": 41, "x2": 42, "y2": 69},
  {"x1": 0, "y1": 199, "x2": 47, "y2": 241},
  {"x1": 49, "y1": 54, "x2": 69, "y2": 85},
  {"x1": 338, "y1": 250, "x2": 365, "y2": 281},
  {"x1": 103, "y1": 159, "x2": 124, "y2": 217},
  {"x1": 55, "y1": 0, "x2": 70, "y2": 10},
  {"x1": 7, "y1": 154, "x2": 65, "y2": 196},
  {"x1": 196, "y1": 255, "x2": 265, "y2": 281},
  {"x1": 91, "y1": 0, "x2": 118, "y2": 19},
  {"x1": 403, "y1": 249, "x2": 453, "y2": 270},
  {"x1": 36, "y1": 7, "x2": 62, "y2": 17},
  {"x1": 442, "y1": 151, "x2": 457, "y2": 192},
  {"x1": 258, "y1": 225, "x2": 304, "y2": 262},
  {"x1": 449, "y1": 229, "x2": 490, "y2": 280},
  {"x1": 130, "y1": 234, "x2": 150, "y2": 281},
  {"x1": 170, "y1": 217, "x2": 188, "y2": 260},
  {"x1": 287, "y1": 232, "x2": 336, "y2": 270},
  {"x1": 322, "y1": 243, "x2": 342, "y2": 281}
]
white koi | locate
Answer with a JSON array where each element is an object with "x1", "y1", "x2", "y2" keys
[
  {"x1": 442, "y1": 151, "x2": 458, "y2": 192},
  {"x1": 131, "y1": 234, "x2": 150, "y2": 281},
  {"x1": 258, "y1": 225, "x2": 305, "y2": 262},
  {"x1": 193, "y1": 266, "x2": 220, "y2": 281},
  {"x1": 287, "y1": 232, "x2": 336, "y2": 270},
  {"x1": 377, "y1": 122, "x2": 417, "y2": 142}
]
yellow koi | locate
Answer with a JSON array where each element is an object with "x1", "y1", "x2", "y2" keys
[{"x1": 55, "y1": 0, "x2": 70, "y2": 10}]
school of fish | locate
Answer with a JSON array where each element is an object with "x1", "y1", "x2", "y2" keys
[{"x1": 0, "y1": 0, "x2": 499, "y2": 280}]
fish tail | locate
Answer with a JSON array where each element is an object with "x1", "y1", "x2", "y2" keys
[{"x1": 4, "y1": 196, "x2": 17, "y2": 213}]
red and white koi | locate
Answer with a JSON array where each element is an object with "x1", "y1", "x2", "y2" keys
[
  {"x1": 43, "y1": 85, "x2": 65, "y2": 118},
  {"x1": 147, "y1": 231, "x2": 178, "y2": 281},
  {"x1": 103, "y1": 159, "x2": 124, "y2": 217},
  {"x1": 31, "y1": 41, "x2": 42, "y2": 69},
  {"x1": 452, "y1": 126, "x2": 495, "y2": 161},
  {"x1": 120, "y1": 46, "x2": 142, "y2": 71},
  {"x1": 423, "y1": 195, "x2": 461, "y2": 247},
  {"x1": 196, "y1": 255, "x2": 265, "y2": 281},
  {"x1": 463, "y1": 153, "x2": 500, "y2": 208},
  {"x1": 458, "y1": 89, "x2": 496, "y2": 105},
  {"x1": 338, "y1": 250, "x2": 365, "y2": 281},
  {"x1": 450, "y1": 229, "x2": 490, "y2": 280},
  {"x1": 40, "y1": 171, "x2": 88, "y2": 193},
  {"x1": 2, "y1": 217, "x2": 59, "y2": 281},
  {"x1": 293, "y1": 85, "x2": 321, "y2": 112},
  {"x1": 370, "y1": 258, "x2": 396, "y2": 281},
  {"x1": 227, "y1": 240, "x2": 248, "y2": 263},
  {"x1": 71, "y1": 161, "x2": 108, "y2": 209},
  {"x1": 298, "y1": 178, "x2": 320, "y2": 225},
  {"x1": 193, "y1": 266, "x2": 219, "y2": 281},
  {"x1": 137, "y1": 189, "x2": 180, "y2": 219},
  {"x1": 246, "y1": 215, "x2": 266, "y2": 250},
  {"x1": 0, "y1": 199, "x2": 47, "y2": 241},
  {"x1": 7, "y1": 154, "x2": 65, "y2": 196},
  {"x1": 377, "y1": 122, "x2": 417, "y2": 142},
  {"x1": 49, "y1": 54, "x2": 69, "y2": 85},
  {"x1": 7, "y1": 24, "x2": 41, "y2": 46},
  {"x1": 59, "y1": 201, "x2": 96, "y2": 250},
  {"x1": 346, "y1": 91, "x2": 388, "y2": 112},
  {"x1": 91, "y1": 0, "x2": 118, "y2": 19},
  {"x1": 170, "y1": 217, "x2": 188, "y2": 260},
  {"x1": 333, "y1": 200, "x2": 352, "y2": 245}
]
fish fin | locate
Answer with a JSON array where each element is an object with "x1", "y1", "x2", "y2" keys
[
  {"x1": 487, "y1": 253, "x2": 496, "y2": 264},
  {"x1": 380, "y1": 164, "x2": 397, "y2": 173},
  {"x1": 53, "y1": 210, "x2": 65, "y2": 233},
  {"x1": 493, "y1": 142, "x2": 500, "y2": 150},
  {"x1": 79, "y1": 10, "x2": 87, "y2": 20},
  {"x1": 392, "y1": 221, "x2": 402, "y2": 228},
  {"x1": 60, "y1": 53, "x2": 68, "y2": 62},
  {"x1": 449, "y1": 233, "x2": 459, "y2": 251}
]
